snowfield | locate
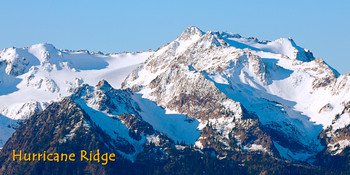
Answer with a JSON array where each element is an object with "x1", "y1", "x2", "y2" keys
[
  {"x1": 0, "y1": 43, "x2": 153, "y2": 119},
  {"x1": 0, "y1": 43, "x2": 152, "y2": 147}
]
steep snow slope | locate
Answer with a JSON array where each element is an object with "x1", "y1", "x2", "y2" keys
[
  {"x1": 70, "y1": 80, "x2": 200, "y2": 160},
  {"x1": 0, "y1": 114, "x2": 16, "y2": 148},
  {"x1": 122, "y1": 26, "x2": 350, "y2": 161}
]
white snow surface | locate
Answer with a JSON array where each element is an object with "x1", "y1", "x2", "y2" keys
[
  {"x1": 243, "y1": 144, "x2": 269, "y2": 153},
  {"x1": 131, "y1": 93, "x2": 200, "y2": 144},
  {"x1": 0, "y1": 43, "x2": 152, "y2": 119}
]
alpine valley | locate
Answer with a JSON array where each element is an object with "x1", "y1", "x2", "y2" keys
[{"x1": 0, "y1": 26, "x2": 349, "y2": 174}]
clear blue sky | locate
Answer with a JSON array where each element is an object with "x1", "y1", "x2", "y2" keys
[{"x1": 1, "y1": 0, "x2": 349, "y2": 73}]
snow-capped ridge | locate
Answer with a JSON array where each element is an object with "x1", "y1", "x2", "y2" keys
[
  {"x1": 0, "y1": 44, "x2": 152, "y2": 118},
  {"x1": 198, "y1": 31, "x2": 228, "y2": 48},
  {"x1": 220, "y1": 31, "x2": 242, "y2": 39},
  {"x1": 72, "y1": 80, "x2": 200, "y2": 146},
  {"x1": 28, "y1": 43, "x2": 61, "y2": 63},
  {"x1": 172, "y1": 26, "x2": 316, "y2": 63},
  {"x1": 29, "y1": 43, "x2": 57, "y2": 52}
]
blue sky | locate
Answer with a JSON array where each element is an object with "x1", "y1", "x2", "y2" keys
[{"x1": 1, "y1": 0, "x2": 349, "y2": 73}]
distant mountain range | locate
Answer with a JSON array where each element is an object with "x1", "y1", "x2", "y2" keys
[{"x1": 0, "y1": 26, "x2": 350, "y2": 174}]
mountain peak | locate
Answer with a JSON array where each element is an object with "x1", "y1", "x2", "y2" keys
[
  {"x1": 29, "y1": 43, "x2": 57, "y2": 52},
  {"x1": 186, "y1": 26, "x2": 202, "y2": 33},
  {"x1": 177, "y1": 26, "x2": 204, "y2": 41},
  {"x1": 97, "y1": 80, "x2": 112, "y2": 91}
]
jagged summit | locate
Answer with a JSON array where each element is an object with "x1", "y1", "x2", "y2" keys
[
  {"x1": 177, "y1": 26, "x2": 204, "y2": 40},
  {"x1": 175, "y1": 26, "x2": 316, "y2": 63},
  {"x1": 97, "y1": 79, "x2": 113, "y2": 90}
]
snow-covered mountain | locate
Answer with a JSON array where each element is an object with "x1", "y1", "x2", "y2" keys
[
  {"x1": 122, "y1": 26, "x2": 350, "y2": 162},
  {"x1": 0, "y1": 44, "x2": 153, "y2": 146},
  {"x1": 1, "y1": 26, "x2": 350, "y2": 169}
]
